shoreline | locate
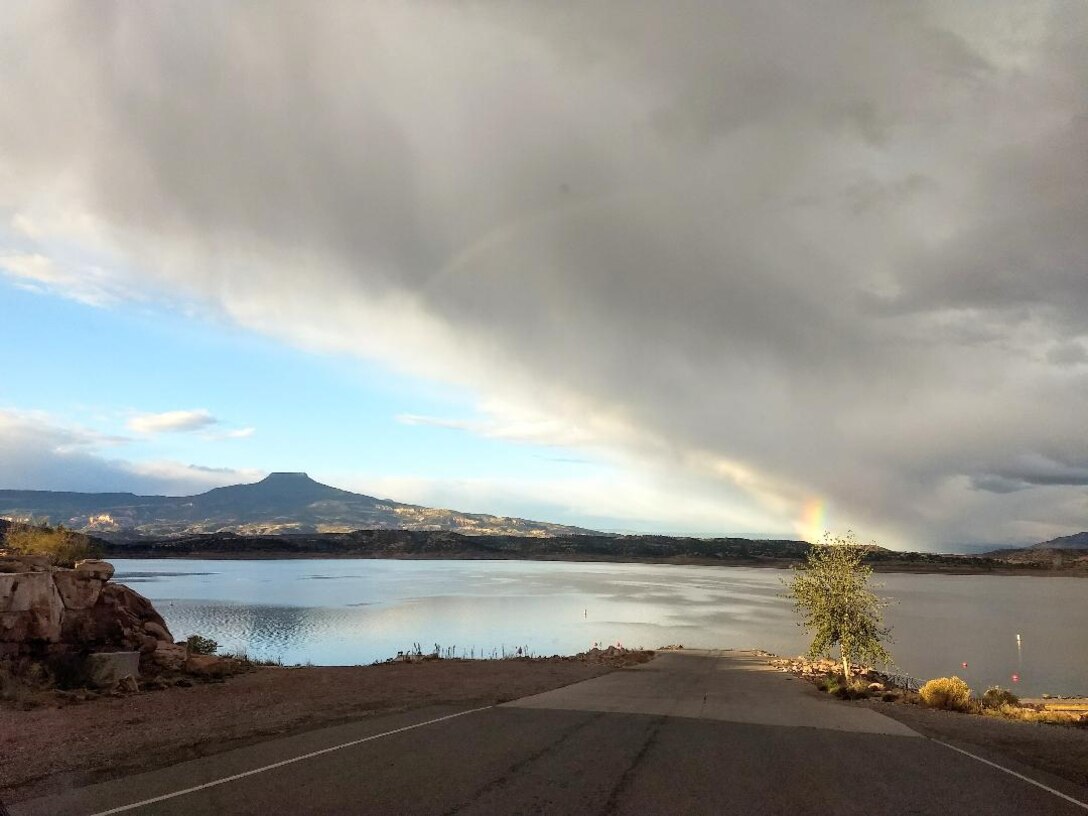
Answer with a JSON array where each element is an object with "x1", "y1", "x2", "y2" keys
[{"x1": 102, "y1": 549, "x2": 1088, "y2": 577}]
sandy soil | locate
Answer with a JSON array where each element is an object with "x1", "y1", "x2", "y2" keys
[
  {"x1": 861, "y1": 698, "x2": 1088, "y2": 789},
  {"x1": 1, "y1": 656, "x2": 646, "y2": 804}
]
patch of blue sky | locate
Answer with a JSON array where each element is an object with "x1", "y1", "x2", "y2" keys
[{"x1": 0, "y1": 278, "x2": 609, "y2": 488}]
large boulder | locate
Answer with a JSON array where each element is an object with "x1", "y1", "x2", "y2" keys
[
  {"x1": 74, "y1": 559, "x2": 115, "y2": 582},
  {"x1": 143, "y1": 621, "x2": 172, "y2": 642},
  {"x1": 150, "y1": 641, "x2": 188, "y2": 671},
  {"x1": 0, "y1": 571, "x2": 63, "y2": 641},
  {"x1": 0, "y1": 558, "x2": 200, "y2": 691},
  {"x1": 53, "y1": 570, "x2": 105, "y2": 610},
  {"x1": 1, "y1": 559, "x2": 173, "y2": 656}
]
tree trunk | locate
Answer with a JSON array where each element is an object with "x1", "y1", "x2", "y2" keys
[{"x1": 841, "y1": 651, "x2": 850, "y2": 678}]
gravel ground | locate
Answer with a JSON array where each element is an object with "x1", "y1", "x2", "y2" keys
[
  {"x1": 1, "y1": 655, "x2": 646, "y2": 804},
  {"x1": 860, "y1": 697, "x2": 1088, "y2": 790}
]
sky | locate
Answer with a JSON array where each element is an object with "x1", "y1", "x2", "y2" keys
[{"x1": 1, "y1": 2, "x2": 1086, "y2": 550}]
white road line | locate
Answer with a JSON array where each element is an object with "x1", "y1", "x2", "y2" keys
[
  {"x1": 86, "y1": 706, "x2": 494, "y2": 816},
  {"x1": 933, "y1": 739, "x2": 1088, "y2": 812}
]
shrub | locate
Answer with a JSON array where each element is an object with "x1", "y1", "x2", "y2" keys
[
  {"x1": 919, "y1": 676, "x2": 972, "y2": 711},
  {"x1": 981, "y1": 686, "x2": 1020, "y2": 709},
  {"x1": 818, "y1": 673, "x2": 872, "y2": 700},
  {"x1": 186, "y1": 634, "x2": 219, "y2": 655},
  {"x1": 5, "y1": 523, "x2": 100, "y2": 567}
]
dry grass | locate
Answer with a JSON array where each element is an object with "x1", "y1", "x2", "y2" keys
[{"x1": 981, "y1": 703, "x2": 1084, "y2": 725}]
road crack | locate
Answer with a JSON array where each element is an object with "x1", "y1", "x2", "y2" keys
[
  {"x1": 599, "y1": 715, "x2": 667, "y2": 815},
  {"x1": 441, "y1": 711, "x2": 607, "y2": 815}
]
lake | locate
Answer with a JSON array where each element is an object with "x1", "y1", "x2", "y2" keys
[{"x1": 113, "y1": 558, "x2": 1087, "y2": 696}]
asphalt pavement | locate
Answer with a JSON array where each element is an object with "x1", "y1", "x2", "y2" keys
[{"x1": 10, "y1": 650, "x2": 1088, "y2": 815}]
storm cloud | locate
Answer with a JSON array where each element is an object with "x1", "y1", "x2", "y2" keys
[{"x1": 1, "y1": 1, "x2": 1086, "y2": 547}]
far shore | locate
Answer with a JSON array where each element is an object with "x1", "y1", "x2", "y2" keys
[{"x1": 102, "y1": 549, "x2": 1088, "y2": 577}]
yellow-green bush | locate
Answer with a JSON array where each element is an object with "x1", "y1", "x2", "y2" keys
[
  {"x1": 5, "y1": 523, "x2": 99, "y2": 567},
  {"x1": 919, "y1": 676, "x2": 972, "y2": 711}
]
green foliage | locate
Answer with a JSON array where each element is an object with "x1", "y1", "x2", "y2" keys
[
  {"x1": 784, "y1": 531, "x2": 892, "y2": 675},
  {"x1": 186, "y1": 634, "x2": 219, "y2": 655},
  {"x1": 919, "y1": 676, "x2": 972, "y2": 711},
  {"x1": 4, "y1": 521, "x2": 100, "y2": 567},
  {"x1": 981, "y1": 686, "x2": 1020, "y2": 709},
  {"x1": 817, "y1": 673, "x2": 873, "y2": 700}
]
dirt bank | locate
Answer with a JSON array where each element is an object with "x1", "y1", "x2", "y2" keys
[{"x1": 1, "y1": 654, "x2": 650, "y2": 804}]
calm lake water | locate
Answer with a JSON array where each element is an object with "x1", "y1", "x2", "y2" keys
[{"x1": 113, "y1": 558, "x2": 1087, "y2": 696}]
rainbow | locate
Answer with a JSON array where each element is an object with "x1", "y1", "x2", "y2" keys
[{"x1": 798, "y1": 498, "x2": 827, "y2": 543}]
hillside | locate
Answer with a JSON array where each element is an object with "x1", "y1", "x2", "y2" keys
[
  {"x1": 981, "y1": 531, "x2": 1088, "y2": 568},
  {"x1": 0, "y1": 473, "x2": 598, "y2": 540},
  {"x1": 1030, "y1": 531, "x2": 1088, "y2": 550}
]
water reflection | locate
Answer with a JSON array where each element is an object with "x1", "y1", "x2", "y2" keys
[{"x1": 114, "y1": 559, "x2": 1087, "y2": 695}]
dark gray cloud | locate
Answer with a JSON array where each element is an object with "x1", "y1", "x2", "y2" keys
[{"x1": 1, "y1": 1, "x2": 1086, "y2": 547}]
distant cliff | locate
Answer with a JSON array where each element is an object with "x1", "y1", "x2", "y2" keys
[{"x1": 0, "y1": 473, "x2": 599, "y2": 540}]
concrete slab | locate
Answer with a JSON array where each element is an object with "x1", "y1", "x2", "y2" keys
[{"x1": 505, "y1": 649, "x2": 920, "y2": 737}]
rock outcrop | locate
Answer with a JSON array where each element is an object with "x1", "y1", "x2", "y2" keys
[{"x1": 0, "y1": 554, "x2": 174, "y2": 668}]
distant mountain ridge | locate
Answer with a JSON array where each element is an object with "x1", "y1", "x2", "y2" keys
[
  {"x1": 0, "y1": 473, "x2": 599, "y2": 540},
  {"x1": 1030, "y1": 531, "x2": 1088, "y2": 550},
  {"x1": 980, "y1": 530, "x2": 1088, "y2": 565}
]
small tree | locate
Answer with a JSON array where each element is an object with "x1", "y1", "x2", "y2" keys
[{"x1": 785, "y1": 531, "x2": 891, "y2": 677}]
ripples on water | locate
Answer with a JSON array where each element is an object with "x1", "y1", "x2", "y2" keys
[{"x1": 114, "y1": 559, "x2": 1087, "y2": 695}]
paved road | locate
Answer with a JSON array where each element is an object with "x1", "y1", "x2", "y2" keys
[{"x1": 11, "y1": 651, "x2": 1088, "y2": 815}]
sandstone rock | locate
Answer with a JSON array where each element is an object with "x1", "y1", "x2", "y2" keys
[
  {"x1": 137, "y1": 634, "x2": 159, "y2": 654},
  {"x1": 0, "y1": 554, "x2": 50, "y2": 573},
  {"x1": 85, "y1": 651, "x2": 140, "y2": 688},
  {"x1": 98, "y1": 584, "x2": 168, "y2": 630},
  {"x1": 150, "y1": 642, "x2": 187, "y2": 671},
  {"x1": 0, "y1": 611, "x2": 30, "y2": 642},
  {"x1": 53, "y1": 571, "x2": 104, "y2": 610},
  {"x1": 1, "y1": 572, "x2": 54, "y2": 613},
  {"x1": 3, "y1": 559, "x2": 180, "y2": 690},
  {"x1": 142, "y1": 620, "x2": 173, "y2": 643},
  {"x1": 115, "y1": 675, "x2": 140, "y2": 694},
  {"x1": 75, "y1": 559, "x2": 115, "y2": 581},
  {"x1": 0, "y1": 572, "x2": 64, "y2": 642},
  {"x1": 185, "y1": 654, "x2": 234, "y2": 678}
]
